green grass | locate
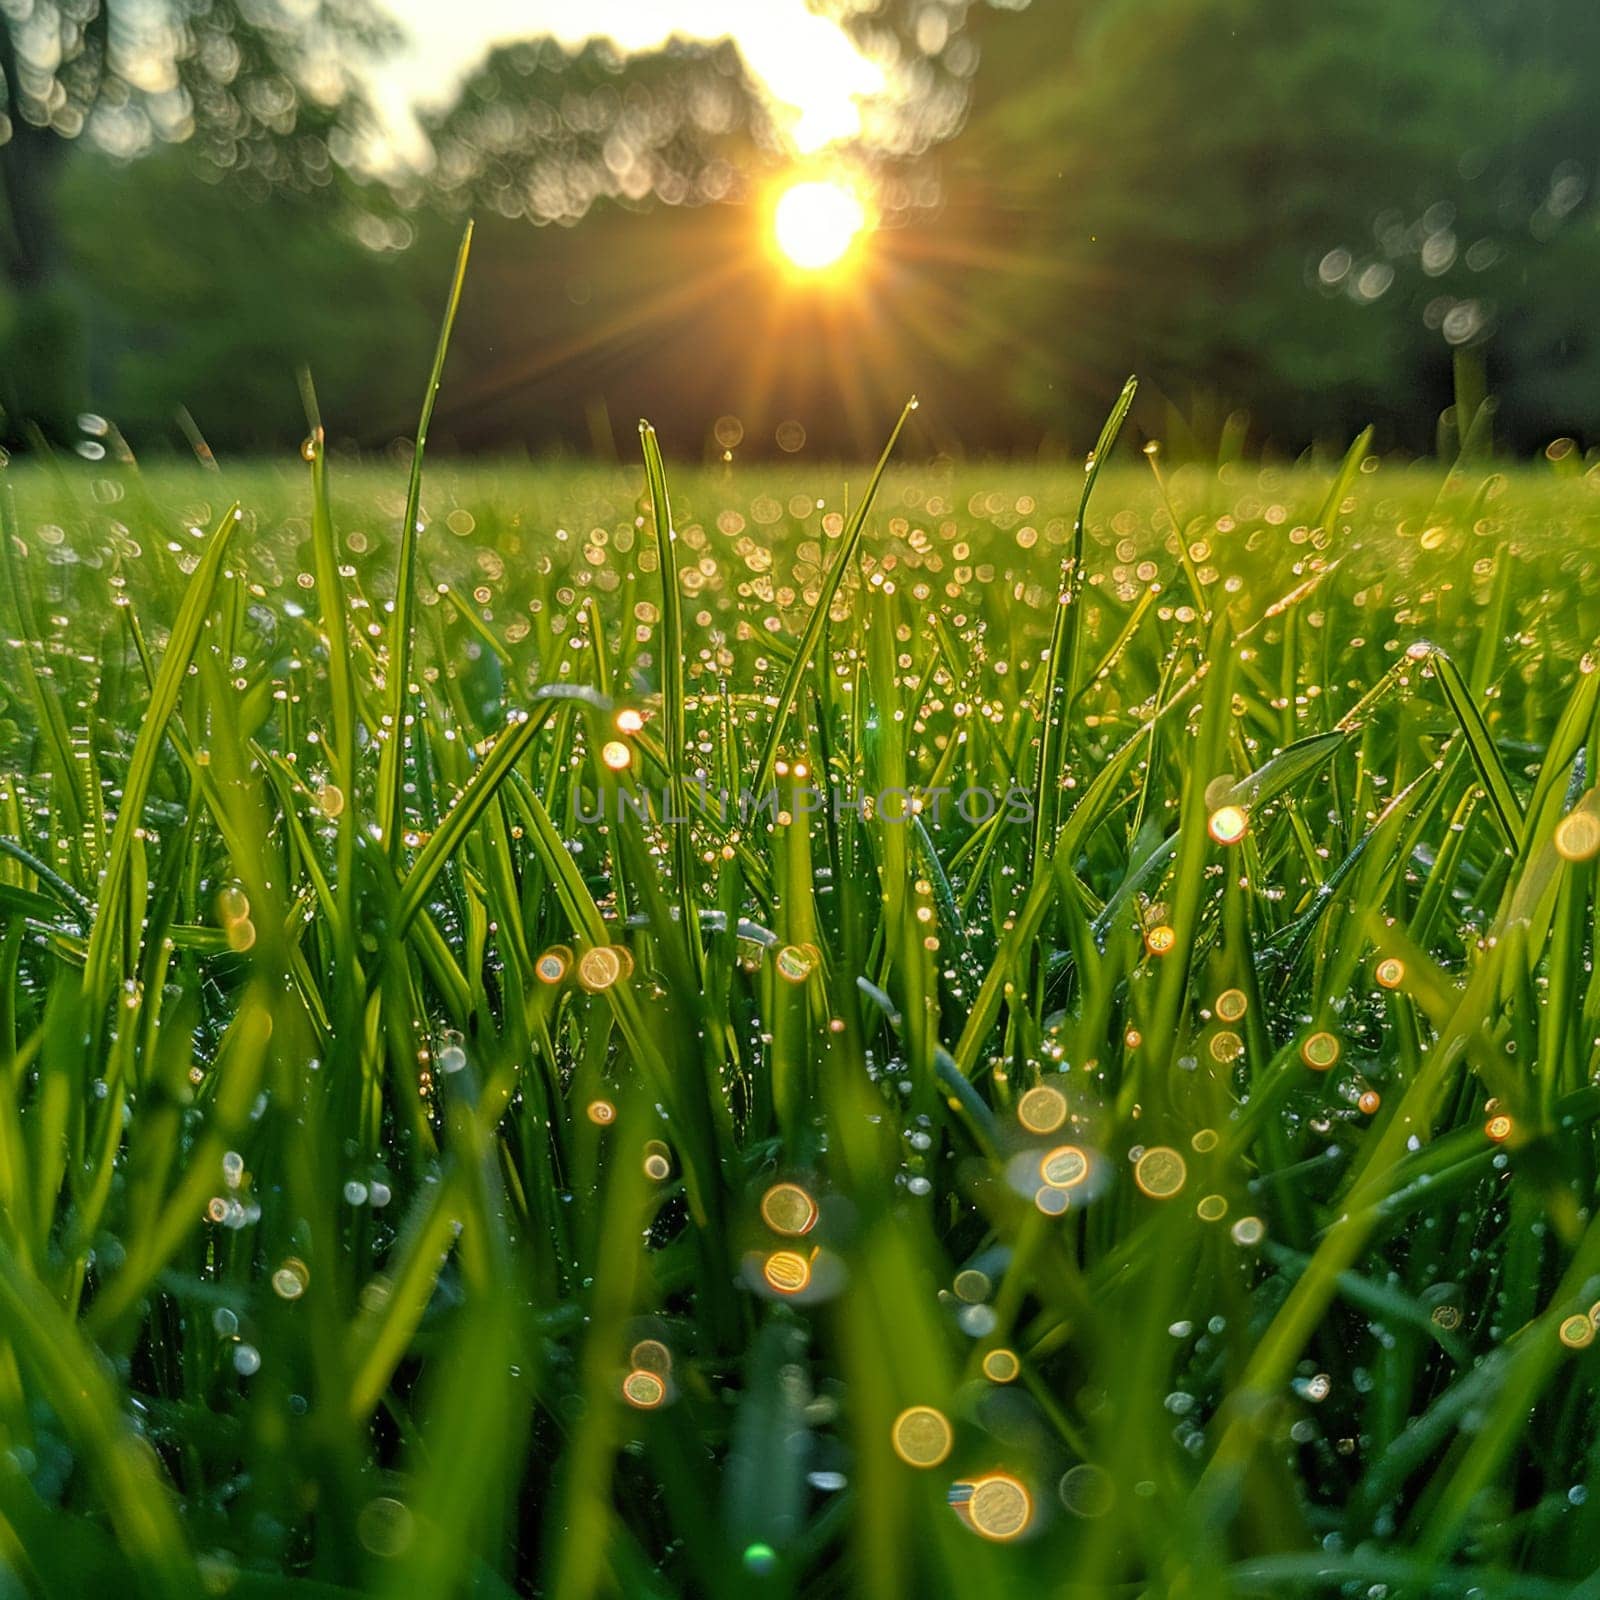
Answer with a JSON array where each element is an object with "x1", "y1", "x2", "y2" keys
[{"x1": 4, "y1": 378, "x2": 1600, "y2": 1599}]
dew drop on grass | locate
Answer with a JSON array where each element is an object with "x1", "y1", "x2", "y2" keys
[
  {"x1": 630, "y1": 1339, "x2": 671, "y2": 1375},
  {"x1": 356, "y1": 1497, "x2": 414, "y2": 1558},
  {"x1": 761, "y1": 1249, "x2": 811, "y2": 1294},
  {"x1": 577, "y1": 945, "x2": 624, "y2": 992},
  {"x1": 962, "y1": 1473, "x2": 1033, "y2": 1541},
  {"x1": 953, "y1": 1268, "x2": 991, "y2": 1303},
  {"x1": 1301, "y1": 1032, "x2": 1341, "y2": 1071},
  {"x1": 1017, "y1": 1084, "x2": 1067, "y2": 1133},
  {"x1": 1060, "y1": 1463, "x2": 1114, "y2": 1518},
  {"x1": 1215, "y1": 989, "x2": 1248, "y2": 1022},
  {"x1": 950, "y1": 1292, "x2": 998, "y2": 1337},
  {"x1": 1559, "y1": 1315, "x2": 1595, "y2": 1349},
  {"x1": 1374, "y1": 957, "x2": 1405, "y2": 989},
  {"x1": 760, "y1": 1182, "x2": 818, "y2": 1236},
  {"x1": 1210, "y1": 1031, "x2": 1244, "y2": 1064},
  {"x1": 1039, "y1": 1145, "x2": 1090, "y2": 1190},
  {"x1": 536, "y1": 946, "x2": 571, "y2": 984},
  {"x1": 1134, "y1": 1146, "x2": 1187, "y2": 1198},
  {"x1": 1208, "y1": 805, "x2": 1249, "y2": 845},
  {"x1": 742, "y1": 1543, "x2": 778, "y2": 1577},
  {"x1": 622, "y1": 1369, "x2": 667, "y2": 1409},
  {"x1": 892, "y1": 1405, "x2": 953, "y2": 1467},
  {"x1": 271, "y1": 1259, "x2": 308, "y2": 1300},
  {"x1": 1555, "y1": 808, "x2": 1600, "y2": 862},
  {"x1": 981, "y1": 1348, "x2": 1019, "y2": 1383}
]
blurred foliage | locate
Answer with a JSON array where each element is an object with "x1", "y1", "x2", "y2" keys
[
  {"x1": 953, "y1": 0, "x2": 1600, "y2": 450},
  {"x1": 947, "y1": 0, "x2": 1571, "y2": 447},
  {"x1": 61, "y1": 148, "x2": 438, "y2": 450},
  {"x1": 7, "y1": 0, "x2": 1600, "y2": 455},
  {"x1": 0, "y1": 0, "x2": 394, "y2": 446},
  {"x1": 414, "y1": 36, "x2": 775, "y2": 224}
]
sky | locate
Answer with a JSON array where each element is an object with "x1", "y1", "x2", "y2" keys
[{"x1": 370, "y1": 0, "x2": 885, "y2": 166}]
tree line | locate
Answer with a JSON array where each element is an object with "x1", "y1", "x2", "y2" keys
[{"x1": 2, "y1": 0, "x2": 1596, "y2": 458}]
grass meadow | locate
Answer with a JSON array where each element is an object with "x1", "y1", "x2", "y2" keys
[{"x1": 5, "y1": 366, "x2": 1600, "y2": 1598}]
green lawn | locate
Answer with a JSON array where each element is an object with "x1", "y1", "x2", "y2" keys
[{"x1": 2, "y1": 422, "x2": 1600, "y2": 1598}]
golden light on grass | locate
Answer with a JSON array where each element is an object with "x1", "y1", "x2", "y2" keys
[{"x1": 773, "y1": 179, "x2": 867, "y2": 273}]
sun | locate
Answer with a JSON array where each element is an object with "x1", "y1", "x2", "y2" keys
[{"x1": 773, "y1": 180, "x2": 867, "y2": 273}]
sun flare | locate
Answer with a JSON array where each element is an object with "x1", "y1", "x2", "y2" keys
[{"x1": 773, "y1": 180, "x2": 867, "y2": 272}]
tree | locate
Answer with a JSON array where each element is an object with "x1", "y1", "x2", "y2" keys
[
  {"x1": 942, "y1": 0, "x2": 1513, "y2": 450},
  {"x1": 0, "y1": 0, "x2": 393, "y2": 441},
  {"x1": 414, "y1": 35, "x2": 778, "y2": 226},
  {"x1": 61, "y1": 144, "x2": 441, "y2": 450}
]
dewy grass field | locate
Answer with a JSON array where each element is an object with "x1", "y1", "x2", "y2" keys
[{"x1": 8, "y1": 286, "x2": 1600, "y2": 1598}]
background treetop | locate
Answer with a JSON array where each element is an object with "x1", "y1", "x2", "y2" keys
[{"x1": 4, "y1": 0, "x2": 1599, "y2": 457}]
